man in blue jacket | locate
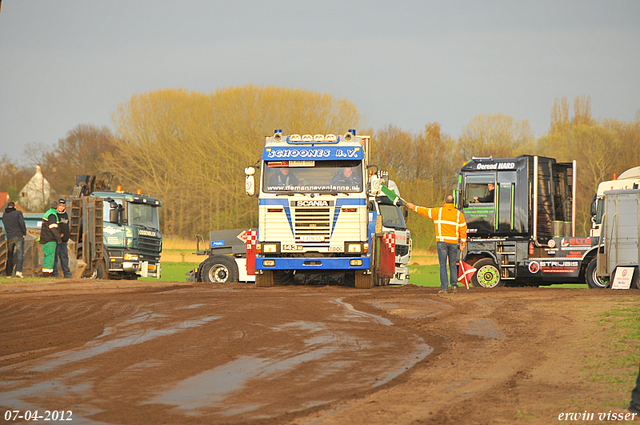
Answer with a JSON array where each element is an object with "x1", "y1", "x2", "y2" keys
[{"x1": 2, "y1": 201, "x2": 27, "y2": 278}]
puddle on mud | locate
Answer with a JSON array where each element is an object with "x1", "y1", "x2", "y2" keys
[
  {"x1": 2, "y1": 296, "x2": 434, "y2": 422},
  {"x1": 464, "y1": 318, "x2": 505, "y2": 340},
  {"x1": 150, "y1": 301, "x2": 432, "y2": 419},
  {"x1": 332, "y1": 298, "x2": 394, "y2": 326},
  {"x1": 0, "y1": 377, "x2": 107, "y2": 425},
  {"x1": 25, "y1": 315, "x2": 220, "y2": 373},
  {"x1": 369, "y1": 299, "x2": 454, "y2": 319}
]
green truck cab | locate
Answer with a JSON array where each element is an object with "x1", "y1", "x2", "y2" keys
[{"x1": 68, "y1": 174, "x2": 162, "y2": 279}]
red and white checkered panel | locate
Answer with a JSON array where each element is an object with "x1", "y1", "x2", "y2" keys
[
  {"x1": 246, "y1": 229, "x2": 257, "y2": 276},
  {"x1": 382, "y1": 233, "x2": 396, "y2": 254},
  {"x1": 245, "y1": 230, "x2": 257, "y2": 249}
]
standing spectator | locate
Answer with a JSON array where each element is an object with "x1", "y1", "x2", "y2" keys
[
  {"x1": 2, "y1": 201, "x2": 27, "y2": 278},
  {"x1": 406, "y1": 195, "x2": 467, "y2": 294},
  {"x1": 39, "y1": 200, "x2": 62, "y2": 276},
  {"x1": 53, "y1": 199, "x2": 72, "y2": 278},
  {"x1": 628, "y1": 363, "x2": 640, "y2": 417}
]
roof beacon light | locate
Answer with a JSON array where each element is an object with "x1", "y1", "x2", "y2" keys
[
  {"x1": 348, "y1": 129, "x2": 356, "y2": 135},
  {"x1": 273, "y1": 129, "x2": 283, "y2": 142},
  {"x1": 136, "y1": 189, "x2": 142, "y2": 195},
  {"x1": 116, "y1": 185, "x2": 123, "y2": 193}
]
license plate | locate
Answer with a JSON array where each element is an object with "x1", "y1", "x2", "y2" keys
[
  {"x1": 283, "y1": 244, "x2": 303, "y2": 251},
  {"x1": 300, "y1": 235, "x2": 324, "y2": 242}
]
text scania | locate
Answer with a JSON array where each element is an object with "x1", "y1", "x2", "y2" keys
[
  {"x1": 295, "y1": 200, "x2": 330, "y2": 207},
  {"x1": 476, "y1": 162, "x2": 516, "y2": 170}
]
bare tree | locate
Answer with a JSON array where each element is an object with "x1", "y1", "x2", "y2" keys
[{"x1": 106, "y1": 85, "x2": 362, "y2": 237}]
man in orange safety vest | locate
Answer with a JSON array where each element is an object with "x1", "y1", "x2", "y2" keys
[{"x1": 407, "y1": 195, "x2": 467, "y2": 294}]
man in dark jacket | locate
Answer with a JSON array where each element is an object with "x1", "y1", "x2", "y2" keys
[
  {"x1": 2, "y1": 201, "x2": 27, "y2": 278},
  {"x1": 40, "y1": 200, "x2": 62, "y2": 276},
  {"x1": 53, "y1": 199, "x2": 72, "y2": 278}
]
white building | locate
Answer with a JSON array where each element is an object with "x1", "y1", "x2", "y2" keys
[{"x1": 19, "y1": 165, "x2": 56, "y2": 212}]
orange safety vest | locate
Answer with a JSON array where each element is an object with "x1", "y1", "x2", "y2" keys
[{"x1": 412, "y1": 202, "x2": 467, "y2": 244}]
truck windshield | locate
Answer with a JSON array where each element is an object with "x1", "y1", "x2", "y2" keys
[
  {"x1": 128, "y1": 203, "x2": 160, "y2": 230},
  {"x1": 377, "y1": 199, "x2": 406, "y2": 229},
  {"x1": 263, "y1": 160, "x2": 363, "y2": 194},
  {"x1": 594, "y1": 198, "x2": 605, "y2": 225}
]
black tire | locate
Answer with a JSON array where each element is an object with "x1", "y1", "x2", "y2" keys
[
  {"x1": 255, "y1": 270, "x2": 274, "y2": 287},
  {"x1": 471, "y1": 258, "x2": 504, "y2": 288},
  {"x1": 0, "y1": 231, "x2": 7, "y2": 276},
  {"x1": 355, "y1": 271, "x2": 375, "y2": 289},
  {"x1": 586, "y1": 258, "x2": 609, "y2": 289},
  {"x1": 96, "y1": 256, "x2": 109, "y2": 279},
  {"x1": 274, "y1": 270, "x2": 294, "y2": 285},
  {"x1": 201, "y1": 256, "x2": 238, "y2": 283}
]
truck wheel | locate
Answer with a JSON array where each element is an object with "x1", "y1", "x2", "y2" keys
[
  {"x1": 586, "y1": 258, "x2": 609, "y2": 289},
  {"x1": 274, "y1": 270, "x2": 294, "y2": 285},
  {"x1": 96, "y1": 256, "x2": 109, "y2": 280},
  {"x1": 355, "y1": 271, "x2": 375, "y2": 289},
  {"x1": 201, "y1": 256, "x2": 238, "y2": 283},
  {"x1": 471, "y1": 259, "x2": 503, "y2": 288},
  {"x1": 255, "y1": 270, "x2": 274, "y2": 287}
]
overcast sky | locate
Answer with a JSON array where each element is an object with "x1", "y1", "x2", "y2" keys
[{"x1": 1, "y1": 1, "x2": 639, "y2": 162}]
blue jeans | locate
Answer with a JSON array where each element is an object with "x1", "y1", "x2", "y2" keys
[
  {"x1": 6, "y1": 237, "x2": 24, "y2": 276},
  {"x1": 53, "y1": 241, "x2": 72, "y2": 278},
  {"x1": 437, "y1": 241, "x2": 459, "y2": 291}
]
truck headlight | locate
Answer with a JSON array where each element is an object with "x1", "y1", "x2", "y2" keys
[
  {"x1": 346, "y1": 243, "x2": 362, "y2": 253},
  {"x1": 124, "y1": 253, "x2": 139, "y2": 261},
  {"x1": 350, "y1": 259, "x2": 363, "y2": 266},
  {"x1": 262, "y1": 243, "x2": 278, "y2": 253},
  {"x1": 263, "y1": 260, "x2": 276, "y2": 267}
]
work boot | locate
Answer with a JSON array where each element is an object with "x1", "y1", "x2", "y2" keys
[
  {"x1": 437, "y1": 290, "x2": 447, "y2": 294},
  {"x1": 15, "y1": 271, "x2": 23, "y2": 278},
  {"x1": 450, "y1": 286, "x2": 458, "y2": 294}
]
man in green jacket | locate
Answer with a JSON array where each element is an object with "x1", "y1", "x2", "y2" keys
[{"x1": 39, "y1": 200, "x2": 62, "y2": 276}]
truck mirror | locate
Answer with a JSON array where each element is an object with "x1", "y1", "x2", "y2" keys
[
  {"x1": 590, "y1": 200, "x2": 597, "y2": 216},
  {"x1": 109, "y1": 206, "x2": 119, "y2": 224},
  {"x1": 369, "y1": 174, "x2": 381, "y2": 195},
  {"x1": 245, "y1": 175, "x2": 256, "y2": 197},
  {"x1": 245, "y1": 166, "x2": 258, "y2": 197}
]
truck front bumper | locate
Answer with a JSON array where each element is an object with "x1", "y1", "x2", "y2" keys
[
  {"x1": 389, "y1": 265, "x2": 410, "y2": 285},
  {"x1": 119, "y1": 261, "x2": 161, "y2": 278},
  {"x1": 256, "y1": 257, "x2": 371, "y2": 271}
]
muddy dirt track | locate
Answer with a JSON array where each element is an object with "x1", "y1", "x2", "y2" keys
[{"x1": 0, "y1": 279, "x2": 638, "y2": 425}]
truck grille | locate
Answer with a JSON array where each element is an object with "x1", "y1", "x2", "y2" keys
[
  {"x1": 139, "y1": 234, "x2": 162, "y2": 260},
  {"x1": 293, "y1": 207, "x2": 331, "y2": 246},
  {"x1": 396, "y1": 244, "x2": 409, "y2": 256}
]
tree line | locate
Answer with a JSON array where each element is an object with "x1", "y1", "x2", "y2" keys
[{"x1": 2, "y1": 85, "x2": 639, "y2": 250}]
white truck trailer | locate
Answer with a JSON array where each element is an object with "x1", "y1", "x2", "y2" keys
[
  {"x1": 590, "y1": 166, "x2": 640, "y2": 237},
  {"x1": 592, "y1": 189, "x2": 640, "y2": 289}
]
